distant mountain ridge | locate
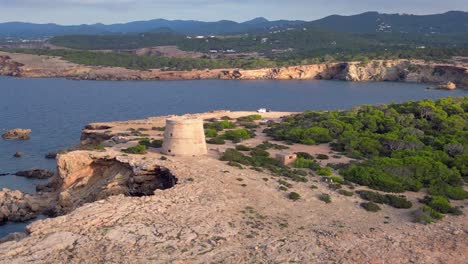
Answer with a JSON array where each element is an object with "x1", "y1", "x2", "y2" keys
[
  {"x1": 0, "y1": 11, "x2": 466, "y2": 38},
  {"x1": 307, "y1": 11, "x2": 468, "y2": 34}
]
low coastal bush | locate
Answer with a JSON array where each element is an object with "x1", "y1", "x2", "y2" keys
[
  {"x1": 256, "y1": 141, "x2": 289, "y2": 150},
  {"x1": 205, "y1": 120, "x2": 236, "y2": 131},
  {"x1": 357, "y1": 190, "x2": 412, "y2": 209},
  {"x1": 278, "y1": 179, "x2": 293, "y2": 188},
  {"x1": 205, "y1": 129, "x2": 218, "y2": 138},
  {"x1": 295, "y1": 152, "x2": 314, "y2": 160},
  {"x1": 318, "y1": 193, "x2": 331, "y2": 203},
  {"x1": 152, "y1": 126, "x2": 165, "y2": 131},
  {"x1": 329, "y1": 176, "x2": 344, "y2": 184},
  {"x1": 227, "y1": 161, "x2": 243, "y2": 169},
  {"x1": 239, "y1": 122, "x2": 259, "y2": 129},
  {"x1": 235, "y1": 144, "x2": 251, "y2": 151},
  {"x1": 138, "y1": 138, "x2": 163, "y2": 148},
  {"x1": 121, "y1": 144, "x2": 147, "y2": 154},
  {"x1": 220, "y1": 148, "x2": 308, "y2": 182},
  {"x1": 316, "y1": 154, "x2": 330, "y2": 160},
  {"x1": 237, "y1": 115, "x2": 262, "y2": 122},
  {"x1": 328, "y1": 183, "x2": 342, "y2": 190},
  {"x1": 288, "y1": 192, "x2": 301, "y2": 201},
  {"x1": 207, "y1": 137, "x2": 226, "y2": 145},
  {"x1": 293, "y1": 157, "x2": 316, "y2": 169},
  {"x1": 414, "y1": 205, "x2": 445, "y2": 224},
  {"x1": 338, "y1": 190, "x2": 354, "y2": 196},
  {"x1": 421, "y1": 195, "x2": 462, "y2": 215},
  {"x1": 222, "y1": 129, "x2": 251, "y2": 143},
  {"x1": 361, "y1": 202, "x2": 381, "y2": 212},
  {"x1": 317, "y1": 167, "x2": 332, "y2": 176}
]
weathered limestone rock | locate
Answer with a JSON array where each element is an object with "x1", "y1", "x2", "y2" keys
[
  {"x1": 2, "y1": 129, "x2": 31, "y2": 140},
  {"x1": 0, "y1": 189, "x2": 40, "y2": 224},
  {"x1": 437, "y1": 81, "x2": 457, "y2": 90},
  {"x1": 1, "y1": 51, "x2": 467, "y2": 88},
  {"x1": 53, "y1": 152, "x2": 176, "y2": 213}
]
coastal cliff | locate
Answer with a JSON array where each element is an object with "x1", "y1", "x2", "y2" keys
[
  {"x1": 0, "y1": 110, "x2": 466, "y2": 263},
  {"x1": 1, "y1": 51, "x2": 467, "y2": 88}
]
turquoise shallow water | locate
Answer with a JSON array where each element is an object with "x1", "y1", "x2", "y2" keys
[{"x1": 0, "y1": 76, "x2": 466, "y2": 236}]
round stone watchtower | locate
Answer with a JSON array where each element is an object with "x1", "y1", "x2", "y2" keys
[{"x1": 161, "y1": 118, "x2": 207, "y2": 156}]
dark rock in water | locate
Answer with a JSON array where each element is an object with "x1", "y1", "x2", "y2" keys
[
  {"x1": 2, "y1": 129, "x2": 31, "y2": 140},
  {"x1": 15, "y1": 169, "x2": 54, "y2": 179},
  {"x1": 0, "y1": 232, "x2": 27, "y2": 244},
  {"x1": 0, "y1": 173, "x2": 10, "y2": 176},
  {"x1": 13, "y1": 152, "x2": 23, "y2": 158},
  {"x1": 45, "y1": 152, "x2": 58, "y2": 159}
]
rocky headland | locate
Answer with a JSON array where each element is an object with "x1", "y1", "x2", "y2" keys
[
  {"x1": 0, "y1": 51, "x2": 467, "y2": 89},
  {"x1": 0, "y1": 110, "x2": 466, "y2": 263}
]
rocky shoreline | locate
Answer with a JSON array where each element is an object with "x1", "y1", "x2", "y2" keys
[
  {"x1": 0, "y1": 110, "x2": 466, "y2": 263},
  {"x1": 1, "y1": 51, "x2": 467, "y2": 89}
]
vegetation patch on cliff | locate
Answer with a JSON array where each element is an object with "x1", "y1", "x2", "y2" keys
[{"x1": 265, "y1": 97, "x2": 468, "y2": 206}]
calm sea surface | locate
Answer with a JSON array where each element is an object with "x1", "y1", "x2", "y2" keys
[{"x1": 0, "y1": 76, "x2": 466, "y2": 237}]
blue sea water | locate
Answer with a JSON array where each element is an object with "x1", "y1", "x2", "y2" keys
[{"x1": 0, "y1": 76, "x2": 465, "y2": 236}]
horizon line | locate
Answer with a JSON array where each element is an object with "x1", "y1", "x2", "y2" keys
[{"x1": 0, "y1": 10, "x2": 465, "y2": 26}]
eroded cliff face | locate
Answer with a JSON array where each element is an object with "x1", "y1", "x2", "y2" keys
[
  {"x1": 1, "y1": 51, "x2": 467, "y2": 88},
  {"x1": 48, "y1": 151, "x2": 177, "y2": 213},
  {"x1": 0, "y1": 56, "x2": 23, "y2": 76}
]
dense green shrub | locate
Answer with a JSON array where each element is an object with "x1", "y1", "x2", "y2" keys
[
  {"x1": 220, "y1": 149, "x2": 251, "y2": 165},
  {"x1": 421, "y1": 195, "x2": 462, "y2": 215},
  {"x1": 121, "y1": 144, "x2": 147, "y2": 154},
  {"x1": 357, "y1": 190, "x2": 412, "y2": 209},
  {"x1": 207, "y1": 137, "x2": 226, "y2": 145},
  {"x1": 295, "y1": 152, "x2": 314, "y2": 160},
  {"x1": 338, "y1": 190, "x2": 354, "y2": 196},
  {"x1": 239, "y1": 122, "x2": 259, "y2": 129},
  {"x1": 139, "y1": 138, "x2": 163, "y2": 148},
  {"x1": 235, "y1": 144, "x2": 251, "y2": 151},
  {"x1": 414, "y1": 205, "x2": 444, "y2": 224},
  {"x1": 222, "y1": 129, "x2": 251, "y2": 142},
  {"x1": 318, "y1": 193, "x2": 331, "y2": 203},
  {"x1": 237, "y1": 115, "x2": 262, "y2": 122},
  {"x1": 361, "y1": 202, "x2": 381, "y2": 212},
  {"x1": 205, "y1": 120, "x2": 236, "y2": 131},
  {"x1": 264, "y1": 97, "x2": 468, "y2": 201},
  {"x1": 316, "y1": 154, "x2": 330, "y2": 160},
  {"x1": 288, "y1": 192, "x2": 301, "y2": 201},
  {"x1": 256, "y1": 141, "x2": 289, "y2": 150},
  {"x1": 293, "y1": 157, "x2": 316, "y2": 169},
  {"x1": 317, "y1": 167, "x2": 332, "y2": 176},
  {"x1": 328, "y1": 183, "x2": 342, "y2": 190},
  {"x1": 228, "y1": 161, "x2": 244, "y2": 169},
  {"x1": 329, "y1": 176, "x2": 344, "y2": 184},
  {"x1": 205, "y1": 129, "x2": 218, "y2": 138}
]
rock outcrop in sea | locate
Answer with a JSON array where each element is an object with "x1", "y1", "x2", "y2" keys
[{"x1": 2, "y1": 129, "x2": 31, "y2": 140}]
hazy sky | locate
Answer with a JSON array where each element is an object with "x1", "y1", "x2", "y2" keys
[{"x1": 0, "y1": 0, "x2": 466, "y2": 24}]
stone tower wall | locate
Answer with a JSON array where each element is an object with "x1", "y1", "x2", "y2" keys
[{"x1": 162, "y1": 118, "x2": 207, "y2": 156}]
